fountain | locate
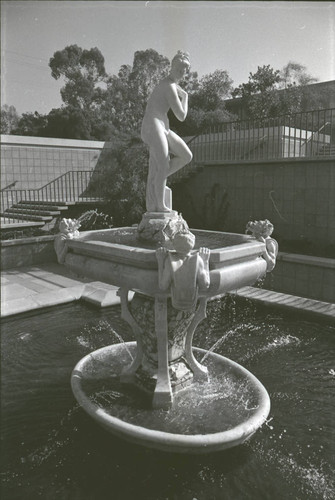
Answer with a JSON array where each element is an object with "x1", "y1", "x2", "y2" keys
[{"x1": 55, "y1": 52, "x2": 278, "y2": 453}]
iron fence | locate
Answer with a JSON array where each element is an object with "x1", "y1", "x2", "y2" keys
[
  {"x1": 1, "y1": 170, "x2": 104, "y2": 226},
  {"x1": 2, "y1": 108, "x2": 334, "y2": 225},
  {"x1": 172, "y1": 108, "x2": 335, "y2": 181}
]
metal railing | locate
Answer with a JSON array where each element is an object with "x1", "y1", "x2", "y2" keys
[
  {"x1": 172, "y1": 108, "x2": 335, "y2": 181},
  {"x1": 1, "y1": 170, "x2": 104, "y2": 226}
]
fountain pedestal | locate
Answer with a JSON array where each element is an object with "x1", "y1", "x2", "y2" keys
[
  {"x1": 137, "y1": 211, "x2": 178, "y2": 244},
  {"x1": 119, "y1": 291, "x2": 208, "y2": 409}
]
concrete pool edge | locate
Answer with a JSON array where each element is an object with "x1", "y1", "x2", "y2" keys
[{"x1": 230, "y1": 286, "x2": 335, "y2": 321}]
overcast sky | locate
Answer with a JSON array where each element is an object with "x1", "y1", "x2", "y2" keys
[{"x1": 1, "y1": 1, "x2": 334, "y2": 115}]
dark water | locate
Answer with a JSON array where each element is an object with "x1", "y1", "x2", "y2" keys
[
  {"x1": 80, "y1": 227, "x2": 249, "y2": 250},
  {"x1": 1, "y1": 299, "x2": 334, "y2": 500}
]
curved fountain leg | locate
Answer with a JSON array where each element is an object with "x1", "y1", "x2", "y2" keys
[
  {"x1": 184, "y1": 297, "x2": 209, "y2": 381},
  {"x1": 118, "y1": 288, "x2": 144, "y2": 383},
  {"x1": 153, "y1": 296, "x2": 173, "y2": 409}
]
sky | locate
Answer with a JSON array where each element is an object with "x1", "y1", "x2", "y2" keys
[{"x1": 1, "y1": 0, "x2": 335, "y2": 115}]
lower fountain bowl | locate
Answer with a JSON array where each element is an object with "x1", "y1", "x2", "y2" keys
[{"x1": 71, "y1": 342, "x2": 270, "y2": 454}]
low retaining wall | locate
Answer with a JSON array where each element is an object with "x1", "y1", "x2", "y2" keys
[
  {"x1": 263, "y1": 252, "x2": 335, "y2": 303},
  {"x1": 1, "y1": 236, "x2": 57, "y2": 270}
]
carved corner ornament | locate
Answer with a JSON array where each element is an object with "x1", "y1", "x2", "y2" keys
[
  {"x1": 54, "y1": 218, "x2": 81, "y2": 264},
  {"x1": 246, "y1": 219, "x2": 278, "y2": 272},
  {"x1": 156, "y1": 227, "x2": 210, "y2": 310}
]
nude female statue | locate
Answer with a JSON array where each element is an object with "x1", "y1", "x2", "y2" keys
[{"x1": 141, "y1": 51, "x2": 193, "y2": 213}]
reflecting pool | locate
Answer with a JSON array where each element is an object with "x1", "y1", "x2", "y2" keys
[{"x1": 1, "y1": 298, "x2": 334, "y2": 499}]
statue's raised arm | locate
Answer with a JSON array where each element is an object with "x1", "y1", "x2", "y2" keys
[{"x1": 141, "y1": 51, "x2": 193, "y2": 213}]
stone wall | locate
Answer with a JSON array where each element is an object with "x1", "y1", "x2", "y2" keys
[
  {"x1": 173, "y1": 158, "x2": 335, "y2": 249},
  {"x1": 1, "y1": 135, "x2": 105, "y2": 191},
  {"x1": 263, "y1": 253, "x2": 335, "y2": 303},
  {"x1": 1, "y1": 236, "x2": 56, "y2": 270}
]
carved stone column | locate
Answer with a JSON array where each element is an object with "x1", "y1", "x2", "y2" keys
[{"x1": 119, "y1": 291, "x2": 209, "y2": 409}]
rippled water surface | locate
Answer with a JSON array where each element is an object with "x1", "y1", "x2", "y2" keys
[
  {"x1": 1, "y1": 300, "x2": 334, "y2": 500},
  {"x1": 80, "y1": 227, "x2": 249, "y2": 250}
]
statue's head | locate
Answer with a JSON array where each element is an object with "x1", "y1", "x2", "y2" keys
[
  {"x1": 170, "y1": 51, "x2": 190, "y2": 81},
  {"x1": 246, "y1": 219, "x2": 274, "y2": 239},
  {"x1": 59, "y1": 218, "x2": 71, "y2": 234},
  {"x1": 172, "y1": 230, "x2": 195, "y2": 255},
  {"x1": 59, "y1": 218, "x2": 80, "y2": 235}
]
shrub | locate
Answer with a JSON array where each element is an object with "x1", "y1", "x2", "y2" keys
[{"x1": 93, "y1": 133, "x2": 148, "y2": 226}]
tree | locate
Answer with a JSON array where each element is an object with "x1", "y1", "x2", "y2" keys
[
  {"x1": 49, "y1": 45, "x2": 107, "y2": 110},
  {"x1": 46, "y1": 46, "x2": 236, "y2": 139},
  {"x1": 1, "y1": 105, "x2": 20, "y2": 134},
  {"x1": 192, "y1": 69, "x2": 234, "y2": 111},
  {"x1": 279, "y1": 61, "x2": 318, "y2": 89},
  {"x1": 103, "y1": 49, "x2": 170, "y2": 133},
  {"x1": 43, "y1": 106, "x2": 92, "y2": 140},
  {"x1": 170, "y1": 69, "x2": 235, "y2": 135},
  {"x1": 232, "y1": 65, "x2": 282, "y2": 118},
  {"x1": 12, "y1": 111, "x2": 48, "y2": 136},
  {"x1": 178, "y1": 69, "x2": 200, "y2": 95},
  {"x1": 278, "y1": 61, "x2": 330, "y2": 113},
  {"x1": 232, "y1": 63, "x2": 322, "y2": 119}
]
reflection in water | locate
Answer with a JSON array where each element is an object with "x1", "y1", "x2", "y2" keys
[{"x1": 1, "y1": 301, "x2": 334, "y2": 499}]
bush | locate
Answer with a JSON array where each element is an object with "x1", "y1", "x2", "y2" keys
[{"x1": 93, "y1": 133, "x2": 148, "y2": 226}]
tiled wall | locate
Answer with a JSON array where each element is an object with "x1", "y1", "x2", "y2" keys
[
  {"x1": 1, "y1": 135, "x2": 105, "y2": 190},
  {"x1": 263, "y1": 253, "x2": 335, "y2": 303},
  {"x1": 173, "y1": 158, "x2": 335, "y2": 248}
]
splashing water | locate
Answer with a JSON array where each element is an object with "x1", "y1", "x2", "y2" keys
[
  {"x1": 106, "y1": 324, "x2": 134, "y2": 361},
  {"x1": 240, "y1": 334, "x2": 301, "y2": 362},
  {"x1": 200, "y1": 329, "x2": 235, "y2": 362},
  {"x1": 79, "y1": 319, "x2": 133, "y2": 360}
]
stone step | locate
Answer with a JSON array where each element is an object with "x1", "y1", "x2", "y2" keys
[
  {"x1": 18, "y1": 200, "x2": 75, "y2": 207},
  {"x1": 0, "y1": 218, "x2": 45, "y2": 229},
  {"x1": 13, "y1": 203, "x2": 69, "y2": 211},
  {"x1": 5, "y1": 207, "x2": 61, "y2": 216},
  {"x1": 1, "y1": 212, "x2": 53, "y2": 222}
]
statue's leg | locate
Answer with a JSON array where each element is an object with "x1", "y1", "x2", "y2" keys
[
  {"x1": 147, "y1": 131, "x2": 171, "y2": 212},
  {"x1": 167, "y1": 130, "x2": 193, "y2": 176},
  {"x1": 146, "y1": 153, "x2": 159, "y2": 212}
]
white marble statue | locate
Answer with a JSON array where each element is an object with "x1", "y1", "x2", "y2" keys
[{"x1": 141, "y1": 51, "x2": 193, "y2": 213}]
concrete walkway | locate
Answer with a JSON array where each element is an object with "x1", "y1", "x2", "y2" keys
[
  {"x1": 1, "y1": 263, "x2": 334, "y2": 321},
  {"x1": 230, "y1": 286, "x2": 335, "y2": 321},
  {"x1": 1, "y1": 263, "x2": 123, "y2": 318}
]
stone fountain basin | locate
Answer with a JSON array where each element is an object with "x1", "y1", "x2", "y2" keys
[
  {"x1": 71, "y1": 342, "x2": 271, "y2": 454},
  {"x1": 64, "y1": 227, "x2": 267, "y2": 297}
]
